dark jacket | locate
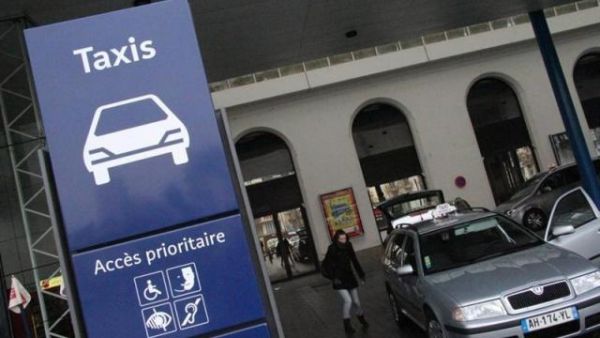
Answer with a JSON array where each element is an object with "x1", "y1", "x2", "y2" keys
[{"x1": 324, "y1": 242, "x2": 365, "y2": 290}]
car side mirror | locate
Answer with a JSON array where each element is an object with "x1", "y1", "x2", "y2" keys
[
  {"x1": 552, "y1": 225, "x2": 575, "y2": 237},
  {"x1": 395, "y1": 264, "x2": 415, "y2": 276}
]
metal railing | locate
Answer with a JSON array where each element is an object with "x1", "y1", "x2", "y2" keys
[{"x1": 0, "y1": 19, "x2": 74, "y2": 338}]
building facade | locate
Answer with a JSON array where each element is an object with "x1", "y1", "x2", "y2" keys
[{"x1": 214, "y1": 5, "x2": 600, "y2": 259}]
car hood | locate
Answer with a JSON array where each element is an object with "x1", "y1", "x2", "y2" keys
[{"x1": 423, "y1": 244, "x2": 596, "y2": 306}]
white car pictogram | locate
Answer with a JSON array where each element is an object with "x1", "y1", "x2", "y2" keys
[{"x1": 83, "y1": 94, "x2": 190, "y2": 185}]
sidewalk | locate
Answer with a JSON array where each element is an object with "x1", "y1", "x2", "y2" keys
[{"x1": 272, "y1": 246, "x2": 425, "y2": 338}]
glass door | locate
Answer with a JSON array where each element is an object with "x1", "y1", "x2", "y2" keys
[
  {"x1": 484, "y1": 151, "x2": 523, "y2": 205},
  {"x1": 254, "y1": 208, "x2": 317, "y2": 282},
  {"x1": 254, "y1": 215, "x2": 286, "y2": 281},
  {"x1": 484, "y1": 146, "x2": 538, "y2": 205},
  {"x1": 277, "y1": 208, "x2": 317, "y2": 278}
]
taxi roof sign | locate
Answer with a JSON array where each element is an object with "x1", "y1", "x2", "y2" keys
[
  {"x1": 391, "y1": 203, "x2": 457, "y2": 229},
  {"x1": 432, "y1": 203, "x2": 456, "y2": 218}
]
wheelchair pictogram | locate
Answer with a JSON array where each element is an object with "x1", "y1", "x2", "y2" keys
[
  {"x1": 144, "y1": 279, "x2": 164, "y2": 301},
  {"x1": 135, "y1": 271, "x2": 169, "y2": 306}
]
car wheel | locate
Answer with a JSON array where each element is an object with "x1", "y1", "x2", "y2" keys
[
  {"x1": 93, "y1": 168, "x2": 110, "y2": 185},
  {"x1": 386, "y1": 289, "x2": 406, "y2": 326},
  {"x1": 523, "y1": 209, "x2": 546, "y2": 231},
  {"x1": 426, "y1": 314, "x2": 445, "y2": 338},
  {"x1": 172, "y1": 149, "x2": 189, "y2": 165}
]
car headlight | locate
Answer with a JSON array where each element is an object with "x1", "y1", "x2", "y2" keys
[
  {"x1": 571, "y1": 271, "x2": 600, "y2": 295},
  {"x1": 453, "y1": 300, "x2": 507, "y2": 321}
]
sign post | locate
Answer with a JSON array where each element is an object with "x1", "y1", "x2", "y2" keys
[{"x1": 24, "y1": 1, "x2": 280, "y2": 337}]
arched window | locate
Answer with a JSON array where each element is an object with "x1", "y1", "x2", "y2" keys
[
  {"x1": 235, "y1": 131, "x2": 316, "y2": 282},
  {"x1": 467, "y1": 78, "x2": 538, "y2": 204},
  {"x1": 352, "y1": 103, "x2": 425, "y2": 205},
  {"x1": 574, "y1": 52, "x2": 600, "y2": 157}
]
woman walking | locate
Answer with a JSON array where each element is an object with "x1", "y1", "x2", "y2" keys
[{"x1": 323, "y1": 230, "x2": 368, "y2": 334}]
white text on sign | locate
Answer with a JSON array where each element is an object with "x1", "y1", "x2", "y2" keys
[
  {"x1": 94, "y1": 231, "x2": 227, "y2": 275},
  {"x1": 73, "y1": 37, "x2": 156, "y2": 74}
]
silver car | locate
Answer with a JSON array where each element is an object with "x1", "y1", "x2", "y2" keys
[
  {"x1": 383, "y1": 210, "x2": 600, "y2": 337},
  {"x1": 495, "y1": 159, "x2": 600, "y2": 231}
]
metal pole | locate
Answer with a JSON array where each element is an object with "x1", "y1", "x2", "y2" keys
[
  {"x1": 38, "y1": 150, "x2": 83, "y2": 338},
  {"x1": 0, "y1": 69, "x2": 51, "y2": 338},
  {"x1": 529, "y1": 10, "x2": 600, "y2": 208}
]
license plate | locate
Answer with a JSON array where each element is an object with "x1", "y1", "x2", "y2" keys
[{"x1": 521, "y1": 307, "x2": 579, "y2": 333}]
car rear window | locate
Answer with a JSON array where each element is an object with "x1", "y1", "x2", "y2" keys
[
  {"x1": 95, "y1": 98, "x2": 168, "y2": 135},
  {"x1": 383, "y1": 194, "x2": 443, "y2": 219}
]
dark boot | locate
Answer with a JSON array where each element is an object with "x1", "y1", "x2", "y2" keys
[
  {"x1": 357, "y1": 314, "x2": 369, "y2": 328},
  {"x1": 343, "y1": 319, "x2": 355, "y2": 334}
]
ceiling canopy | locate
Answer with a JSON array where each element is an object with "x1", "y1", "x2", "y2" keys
[{"x1": 0, "y1": 0, "x2": 579, "y2": 81}]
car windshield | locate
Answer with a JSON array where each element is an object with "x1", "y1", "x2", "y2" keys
[
  {"x1": 419, "y1": 215, "x2": 543, "y2": 275},
  {"x1": 95, "y1": 98, "x2": 167, "y2": 136},
  {"x1": 383, "y1": 194, "x2": 443, "y2": 219},
  {"x1": 507, "y1": 174, "x2": 545, "y2": 202}
]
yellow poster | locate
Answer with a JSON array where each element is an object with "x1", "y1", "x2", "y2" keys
[{"x1": 320, "y1": 188, "x2": 364, "y2": 238}]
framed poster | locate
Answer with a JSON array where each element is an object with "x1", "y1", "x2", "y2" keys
[{"x1": 320, "y1": 188, "x2": 364, "y2": 238}]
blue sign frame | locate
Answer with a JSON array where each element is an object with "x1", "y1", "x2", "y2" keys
[
  {"x1": 26, "y1": 0, "x2": 239, "y2": 252},
  {"x1": 25, "y1": 1, "x2": 279, "y2": 337}
]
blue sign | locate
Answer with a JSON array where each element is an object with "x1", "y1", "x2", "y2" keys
[
  {"x1": 72, "y1": 215, "x2": 267, "y2": 338},
  {"x1": 24, "y1": 1, "x2": 275, "y2": 337},
  {"x1": 24, "y1": 0, "x2": 238, "y2": 251}
]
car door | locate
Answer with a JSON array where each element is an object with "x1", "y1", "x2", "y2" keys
[
  {"x1": 546, "y1": 187, "x2": 600, "y2": 261},
  {"x1": 398, "y1": 235, "x2": 426, "y2": 324},
  {"x1": 383, "y1": 233, "x2": 406, "y2": 299}
]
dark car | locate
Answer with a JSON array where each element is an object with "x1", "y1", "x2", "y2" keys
[
  {"x1": 376, "y1": 190, "x2": 471, "y2": 237},
  {"x1": 495, "y1": 159, "x2": 600, "y2": 231},
  {"x1": 376, "y1": 190, "x2": 445, "y2": 235}
]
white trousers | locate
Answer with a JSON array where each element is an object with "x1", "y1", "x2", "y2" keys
[{"x1": 336, "y1": 288, "x2": 363, "y2": 319}]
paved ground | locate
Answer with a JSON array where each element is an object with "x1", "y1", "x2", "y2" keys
[
  {"x1": 273, "y1": 246, "x2": 425, "y2": 338},
  {"x1": 273, "y1": 247, "x2": 600, "y2": 338}
]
